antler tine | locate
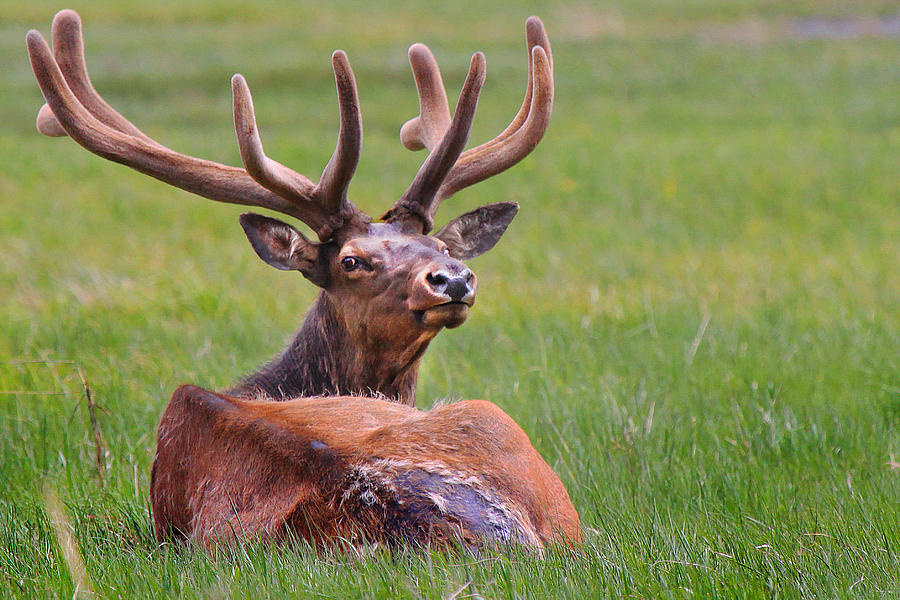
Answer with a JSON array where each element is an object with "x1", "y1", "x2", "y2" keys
[
  {"x1": 438, "y1": 42, "x2": 552, "y2": 200},
  {"x1": 316, "y1": 51, "x2": 363, "y2": 215},
  {"x1": 232, "y1": 50, "x2": 364, "y2": 238},
  {"x1": 384, "y1": 17, "x2": 553, "y2": 234},
  {"x1": 28, "y1": 29, "x2": 300, "y2": 216},
  {"x1": 28, "y1": 10, "x2": 367, "y2": 239},
  {"x1": 469, "y1": 16, "x2": 552, "y2": 153},
  {"x1": 399, "y1": 43, "x2": 451, "y2": 152},
  {"x1": 387, "y1": 17, "x2": 549, "y2": 160},
  {"x1": 39, "y1": 9, "x2": 155, "y2": 142},
  {"x1": 232, "y1": 75, "x2": 319, "y2": 206},
  {"x1": 437, "y1": 16, "x2": 553, "y2": 200},
  {"x1": 386, "y1": 53, "x2": 485, "y2": 232}
]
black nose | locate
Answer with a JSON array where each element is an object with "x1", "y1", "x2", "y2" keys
[{"x1": 426, "y1": 269, "x2": 473, "y2": 302}]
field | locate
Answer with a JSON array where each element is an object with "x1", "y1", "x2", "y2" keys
[{"x1": 1, "y1": 0, "x2": 898, "y2": 597}]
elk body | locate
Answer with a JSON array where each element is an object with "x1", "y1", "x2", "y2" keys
[
  {"x1": 28, "y1": 10, "x2": 580, "y2": 549},
  {"x1": 152, "y1": 386, "x2": 580, "y2": 549}
]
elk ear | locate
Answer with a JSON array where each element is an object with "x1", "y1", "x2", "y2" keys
[
  {"x1": 239, "y1": 213, "x2": 323, "y2": 280},
  {"x1": 434, "y1": 202, "x2": 519, "y2": 260}
]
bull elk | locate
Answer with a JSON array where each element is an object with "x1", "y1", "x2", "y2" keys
[{"x1": 27, "y1": 10, "x2": 580, "y2": 549}]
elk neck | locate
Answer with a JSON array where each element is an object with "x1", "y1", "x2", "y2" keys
[{"x1": 228, "y1": 291, "x2": 436, "y2": 405}]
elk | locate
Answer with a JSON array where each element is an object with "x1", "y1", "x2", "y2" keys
[{"x1": 27, "y1": 10, "x2": 580, "y2": 549}]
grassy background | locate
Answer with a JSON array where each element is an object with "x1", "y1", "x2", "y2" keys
[{"x1": 1, "y1": 0, "x2": 898, "y2": 597}]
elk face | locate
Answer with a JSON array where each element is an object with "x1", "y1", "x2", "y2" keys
[
  {"x1": 332, "y1": 223, "x2": 477, "y2": 332},
  {"x1": 240, "y1": 201, "x2": 517, "y2": 345}
]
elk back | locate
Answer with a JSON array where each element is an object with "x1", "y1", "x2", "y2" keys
[{"x1": 150, "y1": 385, "x2": 581, "y2": 550}]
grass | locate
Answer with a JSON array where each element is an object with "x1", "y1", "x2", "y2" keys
[{"x1": 1, "y1": 0, "x2": 898, "y2": 597}]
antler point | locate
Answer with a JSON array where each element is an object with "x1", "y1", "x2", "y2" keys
[
  {"x1": 25, "y1": 29, "x2": 44, "y2": 45},
  {"x1": 36, "y1": 104, "x2": 66, "y2": 137},
  {"x1": 408, "y1": 43, "x2": 433, "y2": 61},
  {"x1": 55, "y1": 9, "x2": 81, "y2": 22},
  {"x1": 469, "y1": 52, "x2": 486, "y2": 80},
  {"x1": 400, "y1": 117, "x2": 425, "y2": 151}
]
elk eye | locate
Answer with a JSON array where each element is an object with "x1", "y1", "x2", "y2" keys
[
  {"x1": 441, "y1": 247, "x2": 451, "y2": 256},
  {"x1": 341, "y1": 256, "x2": 361, "y2": 272}
]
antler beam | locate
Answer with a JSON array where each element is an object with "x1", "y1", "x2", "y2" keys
[{"x1": 27, "y1": 9, "x2": 367, "y2": 240}]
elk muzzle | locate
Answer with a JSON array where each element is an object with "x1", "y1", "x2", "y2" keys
[{"x1": 409, "y1": 264, "x2": 477, "y2": 329}]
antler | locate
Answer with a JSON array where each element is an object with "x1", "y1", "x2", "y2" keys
[
  {"x1": 26, "y1": 9, "x2": 367, "y2": 241},
  {"x1": 389, "y1": 53, "x2": 486, "y2": 230},
  {"x1": 383, "y1": 16, "x2": 554, "y2": 234}
]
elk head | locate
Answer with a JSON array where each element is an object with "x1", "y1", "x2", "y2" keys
[{"x1": 26, "y1": 10, "x2": 553, "y2": 403}]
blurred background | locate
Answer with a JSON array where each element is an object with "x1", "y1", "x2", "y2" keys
[{"x1": 0, "y1": 1, "x2": 898, "y2": 597}]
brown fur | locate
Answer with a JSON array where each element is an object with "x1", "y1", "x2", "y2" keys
[
  {"x1": 30, "y1": 11, "x2": 577, "y2": 550},
  {"x1": 151, "y1": 385, "x2": 581, "y2": 550}
]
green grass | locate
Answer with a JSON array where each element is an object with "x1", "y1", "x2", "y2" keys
[{"x1": 1, "y1": 0, "x2": 898, "y2": 597}]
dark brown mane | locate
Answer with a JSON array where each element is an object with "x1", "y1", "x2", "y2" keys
[{"x1": 231, "y1": 292, "x2": 425, "y2": 402}]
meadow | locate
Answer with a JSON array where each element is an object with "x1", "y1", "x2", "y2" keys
[{"x1": 1, "y1": 0, "x2": 898, "y2": 597}]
